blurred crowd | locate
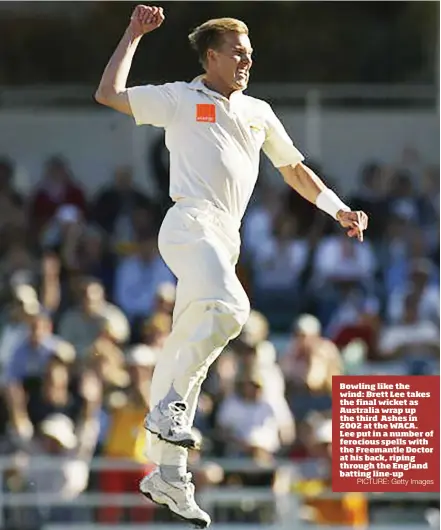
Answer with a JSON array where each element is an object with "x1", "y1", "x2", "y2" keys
[{"x1": 0, "y1": 149, "x2": 438, "y2": 528}]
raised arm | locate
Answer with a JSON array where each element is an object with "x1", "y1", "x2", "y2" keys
[{"x1": 94, "y1": 5, "x2": 165, "y2": 115}]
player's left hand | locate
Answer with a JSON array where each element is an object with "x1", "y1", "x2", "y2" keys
[{"x1": 336, "y1": 210, "x2": 368, "y2": 242}]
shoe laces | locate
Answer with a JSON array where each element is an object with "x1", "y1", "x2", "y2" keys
[{"x1": 168, "y1": 401, "x2": 189, "y2": 431}]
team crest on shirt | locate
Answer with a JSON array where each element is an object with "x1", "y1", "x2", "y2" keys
[
  {"x1": 196, "y1": 104, "x2": 216, "y2": 123},
  {"x1": 248, "y1": 120, "x2": 265, "y2": 142},
  {"x1": 248, "y1": 120, "x2": 264, "y2": 133}
]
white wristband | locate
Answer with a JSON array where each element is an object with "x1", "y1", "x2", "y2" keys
[{"x1": 316, "y1": 188, "x2": 350, "y2": 220}]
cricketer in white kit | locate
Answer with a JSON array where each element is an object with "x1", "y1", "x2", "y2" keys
[{"x1": 96, "y1": 5, "x2": 368, "y2": 527}]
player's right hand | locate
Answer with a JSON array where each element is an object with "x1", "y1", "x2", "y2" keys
[
  {"x1": 337, "y1": 210, "x2": 368, "y2": 242},
  {"x1": 129, "y1": 5, "x2": 165, "y2": 37}
]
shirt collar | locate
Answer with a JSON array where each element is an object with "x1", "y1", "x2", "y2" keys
[{"x1": 188, "y1": 74, "x2": 244, "y2": 101}]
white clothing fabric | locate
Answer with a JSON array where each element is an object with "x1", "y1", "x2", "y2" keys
[
  {"x1": 127, "y1": 77, "x2": 304, "y2": 222},
  {"x1": 313, "y1": 235, "x2": 376, "y2": 285},
  {"x1": 58, "y1": 302, "x2": 129, "y2": 357},
  {"x1": 128, "y1": 76, "x2": 303, "y2": 469},
  {"x1": 379, "y1": 321, "x2": 439, "y2": 356},
  {"x1": 13, "y1": 416, "x2": 99, "y2": 499},
  {"x1": 242, "y1": 204, "x2": 274, "y2": 258},
  {"x1": 387, "y1": 285, "x2": 440, "y2": 326},
  {"x1": 252, "y1": 238, "x2": 309, "y2": 289},
  {"x1": 259, "y1": 365, "x2": 295, "y2": 444},
  {"x1": 145, "y1": 199, "x2": 250, "y2": 465},
  {"x1": 217, "y1": 395, "x2": 280, "y2": 454}
]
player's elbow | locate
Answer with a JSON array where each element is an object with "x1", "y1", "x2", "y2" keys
[
  {"x1": 93, "y1": 88, "x2": 132, "y2": 116},
  {"x1": 94, "y1": 88, "x2": 110, "y2": 106},
  {"x1": 279, "y1": 163, "x2": 302, "y2": 186},
  {"x1": 94, "y1": 83, "x2": 119, "y2": 106}
]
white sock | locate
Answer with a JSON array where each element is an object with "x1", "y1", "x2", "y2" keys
[
  {"x1": 160, "y1": 442, "x2": 188, "y2": 481},
  {"x1": 160, "y1": 464, "x2": 187, "y2": 483}
]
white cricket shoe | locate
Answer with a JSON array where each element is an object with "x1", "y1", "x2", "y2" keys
[
  {"x1": 144, "y1": 401, "x2": 200, "y2": 449},
  {"x1": 140, "y1": 469, "x2": 211, "y2": 528}
]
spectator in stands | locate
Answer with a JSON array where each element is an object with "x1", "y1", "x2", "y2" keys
[
  {"x1": 0, "y1": 157, "x2": 23, "y2": 207},
  {"x1": 197, "y1": 349, "x2": 238, "y2": 442},
  {"x1": 154, "y1": 281, "x2": 176, "y2": 317},
  {"x1": 58, "y1": 277, "x2": 129, "y2": 359},
  {"x1": 130, "y1": 289, "x2": 174, "y2": 349},
  {"x1": 241, "y1": 180, "x2": 283, "y2": 260},
  {"x1": 0, "y1": 242, "x2": 38, "y2": 298},
  {"x1": 251, "y1": 215, "x2": 309, "y2": 329},
  {"x1": 233, "y1": 311, "x2": 296, "y2": 449},
  {"x1": 309, "y1": 227, "x2": 377, "y2": 327},
  {"x1": 103, "y1": 204, "x2": 159, "y2": 257},
  {"x1": 4, "y1": 310, "x2": 69, "y2": 440},
  {"x1": 396, "y1": 145, "x2": 425, "y2": 179},
  {"x1": 0, "y1": 285, "x2": 40, "y2": 379},
  {"x1": 137, "y1": 311, "x2": 172, "y2": 354},
  {"x1": 92, "y1": 165, "x2": 154, "y2": 237},
  {"x1": 378, "y1": 214, "x2": 415, "y2": 296},
  {"x1": 129, "y1": 206, "x2": 161, "y2": 248},
  {"x1": 294, "y1": 417, "x2": 368, "y2": 527},
  {"x1": 385, "y1": 170, "x2": 422, "y2": 225},
  {"x1": 379, "y1": 292, "x2": 439, "y2": 374},
  {"x1": 387, "y1": 258, "x2": 440, "y2": 326},
  {"x1": 311, "y1": 228, "x2": 376, "y2": 290},
  {"x1": 382, "y1": 225, "x2": 437, "y2": 299},
  {"x1": 216, "y1": 370, "x2": 281, "y2": 461},
  {"x1": 74, "y1": 226, "x2": 116, "y2": 299},
  {"x1": 27, "y1": 345, "x2": 78, "y2": 428},
  {"x1": 215, "y1": 369, "x2": 283, "y2": 524},
  {"x1": 41, "y1": 204, "x2": 84, "y2": 253},
  {"x1": 0, "y1": 287, "x2": 40, "y2": 439},
  {"x1": 281, "y1": 314, "x2": 342, "y2": 421},
  {"x1": 84, "y1": 320, "x2": 129, "y2": 396},
  {"x1": 43, "y1": 211, "x2": 115, "y2": 300},
  {"x1": 98, "y1": 345, "x2": 156, "y2": 523},
  {"x1": 207, "y1": 349, "x2": 238, "y2": 401},
  {"x1": 29, "y1": 155, "x2": 87, "y2": 236},
  {"x1": 114, "y1": 236, "x2": 175, "y2": 323},
  {"x1": 10, "y1": 406, "x2": 100, "y2": 524},
  {"x1": 325, "y1": 285, "x2": 380, "y2": 359}
]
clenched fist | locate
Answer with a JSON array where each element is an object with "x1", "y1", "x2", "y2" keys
[
  {"x1": 129, "y1": 5, "x2": 165, "y2": 37},
  {"x1": 337, "y1": 210, "x2": 369, "y2": 242}
]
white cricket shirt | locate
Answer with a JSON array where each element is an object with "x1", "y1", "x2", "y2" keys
[{"x1": 127, "y1": 76, "x2": 304, "y2": 222}]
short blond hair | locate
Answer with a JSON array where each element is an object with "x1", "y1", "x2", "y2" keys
[{"x1": 188, "y1": 18, "x2": 249, "y2": 67}]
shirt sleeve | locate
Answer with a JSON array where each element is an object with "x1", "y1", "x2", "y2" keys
[
  {"x1": 262, "y1": 102, "x2": 304, "y2": 168},
  {"x1": 127, "y1": 82, "x2": 181, "y2": 128}
]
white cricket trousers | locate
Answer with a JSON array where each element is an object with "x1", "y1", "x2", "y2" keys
[{"x1": 146, "y1": 198, "x2": 250, "y2": 466}]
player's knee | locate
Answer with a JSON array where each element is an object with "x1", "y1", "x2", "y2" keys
[
  {"x1": 213, "y1": 294, "x2": 250, "y2": 340},
  {"x1": 233, "y1": 294, "x2": 251, "y2": 330}
]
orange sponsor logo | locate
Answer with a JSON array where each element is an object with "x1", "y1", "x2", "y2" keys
[{"x1": 196, "y1": 104, "x2": 216, "y2": 123}]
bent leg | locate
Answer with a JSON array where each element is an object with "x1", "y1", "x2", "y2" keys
[{"x1": 146, "y1": 205, "x2": 249, "y2": 466}]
